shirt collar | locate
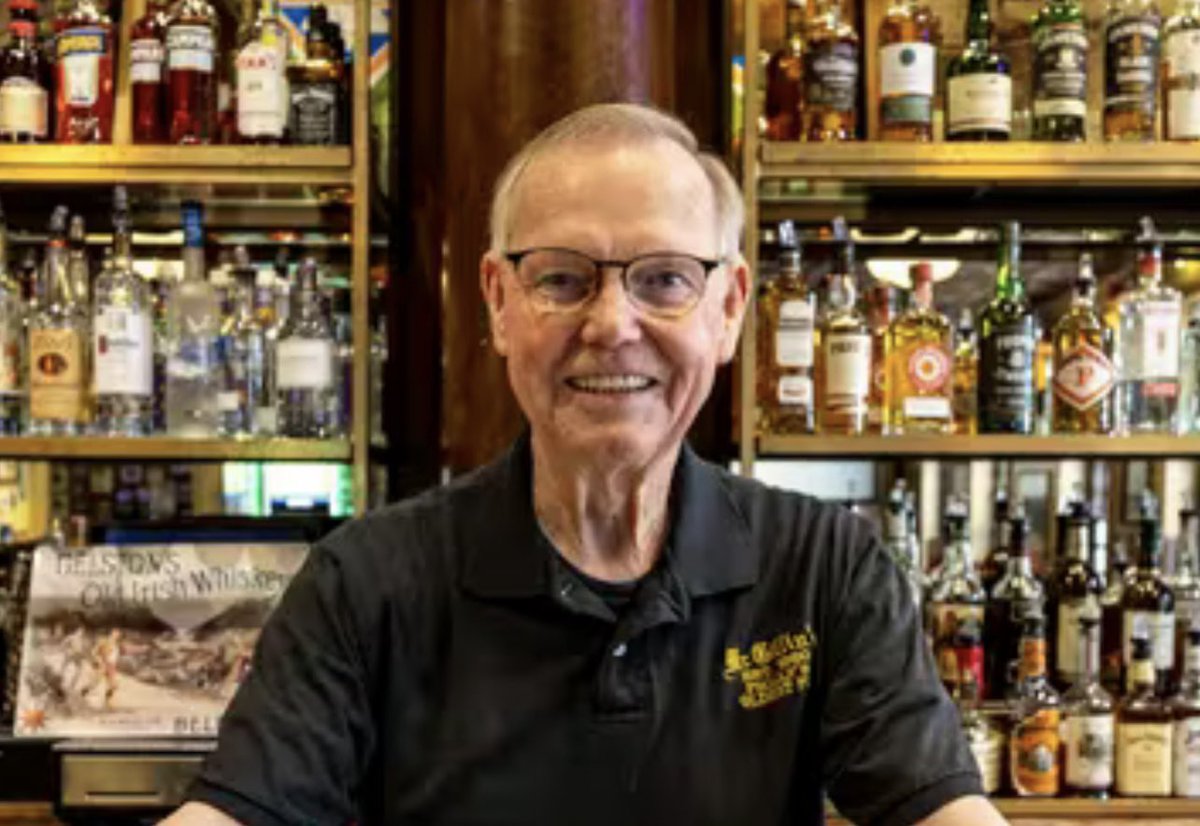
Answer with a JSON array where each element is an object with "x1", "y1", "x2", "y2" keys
[{"x1": 459, "y1": 433, "x2": 759, "y2": 600}]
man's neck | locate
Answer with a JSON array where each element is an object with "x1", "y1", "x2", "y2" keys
[{"x1": 531, "y1": 436, "x2": 678, "y2": 583}]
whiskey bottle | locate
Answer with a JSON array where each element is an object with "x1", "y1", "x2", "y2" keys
[
  {"x1": 1117, "y1": 635, "x2": 1174, "y2": 795},
  {"x1": 1049, "y1": 500, "x2": 1105, "y2": 688},
  {"x1": 759, "y1": 221, "x2": 815, "y2": 434},
  {"x1": 1123, "y1": 495, "x2": 1176, "y2": 694},
  {"x1": 886, "y1": 263, "x2": 953, "y2": 434},
  {"x1": 980, "y1": 487, "x2": 1011, "y2": 595},
  {"x1": 946, "y1": 0, "x2": 1012, "y2": 140},
  {"x1": 867, "y1": 285, "x2": 897, "y2": 434},
  {"x1": 986, "y1": 509, "x2": 1047, "y2": 700},
  {"x1": 1032, "y1": 0, "x2": 1088, "y2": 140},
  {"x1": 1173, "y1": 504, "x2": 1200, "y2": 688},
  {"x1": 1063, "y1": 616, "x2": 1115, "y2": 797},
  {"x1": 1116, "y1": 218, "x2": 1181, "y2": 433},
  {"x1": 765, "y1": 0, "x2": 805, "y2": 141},
  {"x1": 0, "y1": 0, "x2": 49, "y2": 143},
  {"x1": 978, "y1": 221, "x2": 1035, "y2": 434},
  {"x1": 289, "y1": 4, "x2": 343, "y2": 146},
  {"x1": 817, "y1": 220, "x2": 870, "y2": 434},
  {"x1": 1104, "y1": 0, "x2": 1162, "y2": 140},
  {"x1": 165, "y1": 202, "x2": 220, "y2": 436},
  {"x1": 1172, "y1": 627, "x2": 1200, "y2": 796},
  {"x1": 54, "y1": 0, "x2": 114, "y2": 143},
  {"x1": 236, "y1": 0, "x2": 289, "y2": 144},
  {"x1": 131, "y1": 0, "x2": 169, "y2": 144},
  {"x1": 1009, "y1": 615, "x2": 1063, "y2": 797},
  {"x1": 166, "y1": 0, "x2": 219, "y2": 144},
  {"x1": 878, "y1": 0, "x2": 938, "y2": 141},
  {"x1": 803, "y1": 0, "x2": 860, "y2": 141},
  {"x1": 0, "y1": 203, "x2": 23, "y2": 435},
  {"x1": 1102, "y1": 543, "x2": 1132, "y2": 696},
  {"x1": 958, "y1": 670, "x2": 1004, "y2": 795},
  {"x1": 276, "y1": 258, "x2": 336, "y2": 437},
  {"x1": 1181, "y1": 301, "x2": 1200, "y2": 432},
  {"x1": 952, "y1": 308, "x2": 978, "y2": 435},
  {"x1": 1164, "y1": 0, "x2": 1200, "y2": 141},
  {"x1": 1052, "y1": 253, "x2": 1116, "y2": 434},
  {"x1": 928, "y1": 502, "x2": 988, "y2": 696}
]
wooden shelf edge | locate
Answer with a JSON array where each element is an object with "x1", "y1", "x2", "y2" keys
[
  {"x1": 995, "y1": 797, "x2": 1200, "y2": 817},
  {"x1": 758, "y1": 434, "x2": 1200, "y2": 459},
  {"x1": 0, "y1": 437, "x2": 352, "y2": 462}
]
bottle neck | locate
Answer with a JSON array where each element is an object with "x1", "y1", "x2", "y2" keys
[
  {"x1": 1186, "y1": 642, "x2": 1200, "y2": 681},
  {"x1": 1138, "y1": 246, "x2": 1163, "y2": 287},
  {"x1": 1078, "y1": 629, "x2": 1099, "y2": 682},
  {"x1": 1129, "y1": 657, "x2": 1156, "y2": 693},
  {"x1": 965, "y1": 0, "x2": 993, "y2": 45},
  {"x1": 912, "y1": 280, "x2": 933, "y2": 311},
  {"x1": 995, "y1": 236, "x2": 1024, "y2": 301},
  {"x1": 43, "y1": 240, "x2": 71, "y2": 306},
  {"x1": 182, "y1": 246, "x2": 205, "y2": 283},
  {"x1": 1073, "y1": 280, "x2": 1096, "y2": 311},
  {"x1": 785, "y1": 3, "x2": 805, "y2": 39},
  {"x1": 1063, "y1": 521, "x2": 1090, "y2": 563}
]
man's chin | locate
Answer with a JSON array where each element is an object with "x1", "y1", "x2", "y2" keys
[{"x1": 543, "y1": 423, "x2": 670, "y2": 467}]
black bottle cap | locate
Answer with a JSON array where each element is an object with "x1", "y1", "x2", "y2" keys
[
  {"x1": 1131, "y1": 635, "x2": 1152, "y2": 661},
  {"x1": 1020, "y1": 614, "x2": 1045, "y2": 639},
  {"x1": 1077, "y1": 614, "x2": 1099, "y2": 634},
  {"x1": 1189, "y1": 627, "x2": 1200, "y2": 647}
]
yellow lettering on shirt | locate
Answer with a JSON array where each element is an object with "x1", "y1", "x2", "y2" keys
[{"x1": 723, "y1": 628, "x2": 816, "y2": 710}]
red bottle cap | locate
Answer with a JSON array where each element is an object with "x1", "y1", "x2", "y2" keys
[
  {"x1": 9, "y1": 0, "x2": 39, "y2": 10},
  {"x1": 909, "y1": 262, "x2": 934, "y2": 285}
]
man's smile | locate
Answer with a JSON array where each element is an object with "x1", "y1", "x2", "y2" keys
[{"x1": 565, "y1": 374, "x2": 659, "y2": 394}]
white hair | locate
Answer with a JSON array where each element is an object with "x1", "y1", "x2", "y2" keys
[{"x1": 488, "y1": 103, "x2": 744, "y2": 258}]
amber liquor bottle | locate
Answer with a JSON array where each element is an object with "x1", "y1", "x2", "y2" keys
[
  {"x1": 946, "y1": 0, "x2": 1012, "y2": 140},
  {"x1": 54, "y1": 0, "x2": 114, "y2": 143},
  {"x1": 131, "y1": 0, "x2": 169, "y2": 144},
  {"x1": 978, "y1": 222, "x2": 1035, "y2": 434},
  {"x1": 1101, "y1": 545, "x2": 1132, "y2": 696},
  {"x1": 765, "y1": 0, "x2": 805, "y2": 141},
  {"x1": 985, "y1": 509, "x2": 1046, "y2": 700},
  {"x1": 886, "y1": 263, "x2": 953, "y2": 434},
  {"x1": 817, "y1": 219, "x2": 870, "y2": 434},
  {"x1": 289, "y1": 4, "x2": 343, "y2": 146},
  {"x1": 0, "y1": 0, "x2": 49, "y2": 144},
  {"x1": 1104, "y1": 0, "x2": 1162, "y2": 140},
  {"x1": 1062, "y1": 616, "x2": 1115, "y2": 797},
  {"x1": 867, "y1": 285, "x2": 897, "y2": 434},
  {"x1": 979, "y1": 487, "x2": 1011, "y2": 596},
  {"x1": 1117, "y1": 636, "x2": 1174, "y2": 795},
  {"x1": 878, "y1": 0, "x2": 938, "y2": 141},
  {"x1": 1122, "y1": 496, "x2": 1176, "y2": 695},
  {"x1": 1009, "y1": 615, "x2": 1063, "y2": 796},
  {"x1": 952, "y1": 308, "x2": 978, "y2": 435},
  {"x1": 1174, "y1": 505, "x2": 1200, "y2": 690},
  {"x1": 1052, "y1": 253, "x2": 1116, "y2": 434},
  {"x1": 1049, "y1": 500, "x2": 1104, "y2": 689},
  {"x1": 758, "y1": 221, "x2": 816, "y2": 434},
  {"x1": 803, "y1": 0, "x2": 859, "y2": 141},
  {"x1": 166, "y1": 0, "x2": 219, "y2": 144}
]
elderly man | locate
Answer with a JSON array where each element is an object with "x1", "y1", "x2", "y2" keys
[{"x1": 165, "y1": 104, "x2": 1006, "y2": 826}]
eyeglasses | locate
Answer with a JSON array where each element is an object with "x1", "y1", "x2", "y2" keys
[{"x1": 504, "y1": 247, "x2": 724, "y2": 319}]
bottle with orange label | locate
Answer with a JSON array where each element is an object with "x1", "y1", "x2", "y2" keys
[
  {"x1": 886, "y1": 262, "x2": 953, "y2": 434},
  {"x1": 1009, "y1": 614, "x2": 1063, "y2": 797}
]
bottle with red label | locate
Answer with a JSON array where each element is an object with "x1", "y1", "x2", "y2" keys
[
  {"x1": 1052, "y1": 252, "x2": 1115, "y2": 433},
  {"x1": 166, "y1": 0, "x2": 220, "y2": 144},
  {"x1": 886, "y1": 262, "x2": 953, "y2": 434},
  {"x1": 131, "y1": 0, "x2": 170, "y2": 143},
  {"x1": 236, "y1": 0, "x2": 289, "y2": 143},
  {"x1": 0, "y1": 0, "x2": 49, "y2": 144},
  {"x1": 54, "y1": 0, "x2": 114, "y2": 143}
]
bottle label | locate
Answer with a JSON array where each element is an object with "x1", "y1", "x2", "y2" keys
[
  {"x1": 1011, "y1": 708, "x2": 1062, "y2": 795},
  {"x1": 969, "y1": 728, "x2": 1003, "y2": 794},
  {"x1": 1117, "y1": 722, "x2": 1173, "y2": 795},
  {"x1": 1140, "y1": 300, "x2": 1182, "y2": 378},
  {"x1": 947, "y1": 73, "x2": 1013, "y2": 136},
  {"x1": 902, "y1": 396, "x2": 950, "y2": 420},
  {"x1": 1123, "y1": 609, "x2": 1176, "y2": 670},
  {"x1": 167, "y1": 25, "x2": 215, "y2": 74},
  {"x1": 778, "y1": 374, "x2": 813, "y2": 407},
  {"x1": 94, "y1": 307, "x2": 152, "y2": 397},
  {"x1": 776, "y1": 299, "x2": 814, "y2": 367},
  {"x1": 1175, "y1": 717, "x2": 1200, "y2": 796},
  {"x1": 1105, "y1": 15, "x2": 1161, "y2": 113},
  {"x1": 57, "y1": 25, "x2": 107, "y2": 109},
  {"x1": 979, "y1": 320, "x2": 1034, "y2": 427},
  {"x1": 29, "y1": 328, "x2": 85, "y2": 422},
  {"x1": 277, "y1": 338, "x2": 333, "y2": 390},
  {"x1": 906, "y1": 343, "x2": 952, "y2": 393},
  {"x1": 1168, "y1": 88, "x2": 1200, "y2": 139},
  {"x1": 0, "y1": 321, "x2": 19, "y2": 395},
  {"x1": 1057, "y1": 596, "x2": 1102, "y2": 679},
  {"x1": 131, "y1": 38, "x2": 165, "y2": 85},
  {"x1": 931, "y1": 602, "x2": 985, "y2": 687},
  {"x1": 880, "y1": 42, "x2": 935, "y2": 125},
  {"x1": 1054, "y1": 343, "x2": 1115, "y2": 411},
  {"x1": 1065, "y1": 713, "x2": 1115, "y2": 789},
  {"x1": 824, "y1": 332, "x2": 871, "y2": 410},
  {"x1": 291, "y1": 83, "x2": 339, "y2": 145},
  {"x1": 237, "y1": 41, "x2": 287, "y2": 137},
  {"x1": 1033, "y1": 22, "x2": 1088, "y2": 118},
  {"x1": 217, "y1": 390, "x2": 241, "y2": 413},
  {"x1": 804, "y1": 41, "x2": 859, "y2": 114},
  {"x1": 0, "y1": 77, "x2": 47, "y2": 138}
]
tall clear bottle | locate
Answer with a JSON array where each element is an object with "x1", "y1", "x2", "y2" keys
[
  {"x1": 1062, "y1": 616, "x2": 1115, "y2": 797},
  {"x1": 985, "y1": 508, "x2": 1047, "y2": 700},
  {"x1": 928, "y1": 502, "x2": 987, "y2": 696},
  {"x1": 165, "y1": 202, "x2": 219, "y2": 437},
  {"x1": 1173, "y1": 504, "x2": 1200, "y2": 688},
  {"x1": 236, "y1": 0, "x2": 289, "y2": 144},
  {"x1": 1180, "y1": 300, "x2": 1200, "y2": 432},
  {"x1": 1164, "y1": 0, "x2": 1200, "y2": 141},
  {"x1": 217, "y1": 246, "x2": 268, "y2": 437},
  {"x1": 92, "y1": 187, "x2": 153, "y2": 436},
  {"x1": 1116, "y1": 218, "x2": 1182, "y2": 433},
  {"x1": 978, "y1": 221, "x2": 1035, "y2": 433},
  {"x1": 884, "y1": 479, "x2": 922, "y2": 607},
  {"x1": 1172, "y1": 627, "x2": 1200, "y2": 796},
  {"x1": 275, "y1": 257, "x2": 336, "y2": 437},
  {"x1": 0, "y1": 201, "x2": 23, "y2": 434},
  {"x1": 817, "y1": 218, "x2": 870, "y2": 434}
]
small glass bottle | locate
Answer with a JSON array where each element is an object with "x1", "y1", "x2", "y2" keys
[
  {"x1": 1062, "y1": 616, "x2": 1115, "y2": 797},
  {"x1": 978, "y1": 222, "x2": 1035, "y2": 434},
  {"x1": 1050, "y1": 500, "x2": 1105, "y2": 689},
  {"x1": 758, "y1": 221, "x2": 815, "y2": 434},
  {"x1": 236, "y1": 0, "x2": 289, "y2": 144},
  {"x1": 986, "y1": 508, "x2": 1047, "y2": 701},
  {"x1": 1032, "y1": 0, "x2": 1089, "y2": 140},
  {"x1": 1052, "y1": 253, "x2": 1116, "y2": 434},
  {"x1": 1180, "y1": 300, "x2": 1200, "y2": 433},
  {"x1": 803, "y1": 0, "x2": 859, "y2": 142},
  {"x1": 0, "y1": 201, "x2": 23, "y2": 435},
  {"x1": 1164, "y1": 0, "x2": 1200, "y2": 141},
  {"x1": 0, "y1": 0, "x2": 49, "y2": 144},
  {"x1": 165, "y1": 202, "x2": 220, "y2": 437},
  {"x1": 1117, "y1": 635, "x2": 1174, "y2": 795},
  {"x1": 951, "y1": 308, "x2": 978, "y2": 435},
  {"x1": 928, "y1": 502, "x2": 987, "y2": 696},
  {"x1": 765, "y1": 0, "x2": 805, "y2": 141},
  {"x1": 945, "y1": 0, "x2": 1012, "y2": 140},
  {"x1": 131, "y1": 0, "x2": 169, "y2": 144},
  {"x1": 1104, "y1": 0, "x2": 1162, "y2": 140},
  {"x1": 817, "y1": 219, "x2": 870, "y2": 434},
  {"x1": 1172, "y1": 626, "x2": 1200, "y2": 796},
  {"x1": 166, "y1": 0, "x2": 220, "y2": 145},
  {"x1": 1009, "y1": 615, "x2": 1063, "y2": 797},
  {"x1": 878, "y1": 0, "x2": 938, "y2": 141},
  {"x1": 53, "y1": 0, "x2": 114, "y2": 143},
  {"x1": 886, "y1": 263, "x2": 953, "y2": 434},
  {"x1": 1123, "y1": 493, "x2": 1177, "y2": 694},
  {"x1": 275, "y1": 258, "x2": 336, "y2": 437},
  {"x1": 884, "y1": 480, "x2": 923, "y2": 608},
  {"x1": 217, "y1": 246, "x2": 268, "y2": 437}
]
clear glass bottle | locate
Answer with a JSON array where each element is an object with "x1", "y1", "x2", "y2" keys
[
  {"x1": 1174, "y1": 504, "x2": 1200, "y2": 688},
  {"x1": 952, "y1": 307, "x2": 978, "y2": 435},
  {"x1": 884, "y1": 479, "x2": 923, "y2": 608},
  {"x1": 1172, "y1": 626, "x2": 1200, "y2": 796},
  {"x1": 959, "y1": 670, "x2": 1004, "y2": 795},
  {"x1": 946, "y1": 0, "x2": 1012, "y2": 140},
  {"x1": 92, "y1": 186, "x2": 154, "y2": 436},
  {"x1": 1009, "y1": 615, "x2": 1064, "y2": 796},
  {"x1": 1123, "y1": 493, "x2": 1177, "y2": 694},
  {"x1": 0, "y1": 0, "x2": 49, "y2": 144},
  {"x1": 1164, "y1": 0, "x2": 1200, "y2": 141},
  {"x1": 0, "y1": 201, "x2": 23, "y2": 434},
  {"x1": 929, "y1": 502, "x2": 987, "y2": 696},
  {"x1": 803, "y1": 0, "x2": 860, "y2": 141},
  {"x1": 979, "y1": 221, "x2": 1035, "y2": 433},
  {"x1": 765, "y1": 0, "x2": 805, "y2": 141},
  {"x1": 1180, "y1": 300, "x2": 1200, "y2": 433},
  {"x1": 1052, "y1": 253, "x2": 1116, "y2": 434},
  {"x1": 1032, "y1": 0, "x2": 1088, "y2": 140},
  {"x1": 166, "y1": 0, "x2": 219, "y2": 144},
  {"x1": 986, "y1": 508, "x2": 1047, "y2": 700},
  {"x1": 217, "y1": 246, "x2": 268, "y2": 437},
  {"x1": 53, "y1": 0, "x2": 115, "y2": 143},
  {"x1": 1063, "y1": 616, "x2": 1115, "y2": 797},
  {"x1": 1104, "y1": 0, "x2": 1162, "y2": 140},
  {"x1": 1050, "y1": 500, "x2": 1105, "y2": 689},
  {"x1": 1117, "y1": 635, "x2": 1174, "y2": 794},
  {"x1": 887, "y1": 263, "x2": 952, "y2": 434},
  {"x1": 164, "y1": 202, "x2": 220, "y2": 437},
  {"x1": 758, "y1": 221, "x2": 815, "y2": 434},
  {"x1": 878, "y1": 0, "x2": 938, "y2": 141},
  {"x1": 253, "y1": 267, "x2": 280, "y2": 435},
  {"x1": 236, "y1": 0, "x2": 289, "y2": 144},
  {"x1": 275, "y1": 257, "x2": 336, "y2": 437},
  {"x1": 817, "y1": 219, "x2": 870, "y2": 434}
]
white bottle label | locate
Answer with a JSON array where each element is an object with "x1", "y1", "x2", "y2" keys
[
  {"x1": 902, "y1": 396, "x2": 950, "y2": 419},
  {"x1": 1166, "y1": 30, "x2": 1200, "y2": 79},
  {"x1": 969, "y1": 729, "x2": 1003, "y2": 794},
  {"x1": 947, "y1": 73, "x2": 1013, "y2": 135},
  {"x1": 1065, "y1": 714, "x2": 1115, "y2": 789},
  {"x1": 825, "y1": 332, "x2": 871, "y2": 399},
  {"x1": 0, "y1": 78, "x2": 47, "y2": 138},
  {"x1": 1123, "y1": 609, "x2": 1177, "y2": 670},
  {"x1": 1174, "y1": 717, "x2": 1200, "y2": 796},
  {"x1": 1168, "y1": 88, "x2": 1200, "y2": 140},
  {"x1": 776, "y1": 299, "x2": 814, "y2": 367},
  {"x1": 217, "y1": 390, "x2": 241, "y2": 412},
  {"x1": 1117, "y1": 722, "x2": 1173, "y2": 796},
  {"x1": 276, "y1": 338, "x2": 333, "y2": 390},
  {"x1": 880, "y1": 42, "x2": 936, "y2": 97},
  {"x1": 237, "y1": 41, "x2": 286, "y2": 136},
  {"x1": 778, "y1": 374, "x2": 812, "y2": 407},
  {"x1": 130, "y1": 38, "x2": 165, "y2": 84},
  {"x1": 167, "y1": 25, "x2": 215, "y2": 74},
  {"x1": 1057, "y1": 596, "x2": 1101, "y2": 678},
  {"x1": 58, "y1": 26, "x2": 106, "y2": 108},
  {"x1": 93, "y1": 308, "x2": 152, "y2": 397},
  {"x1": 1141, "y1": 300, "x2": 1182, "y2": 378}
]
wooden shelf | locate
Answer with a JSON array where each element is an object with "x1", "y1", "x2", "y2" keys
[
  {"x1": 0, "y1": 437, "x2": 351, "y2": 462},
  {"x1": 0, "y1": 145, "x2": 353, "y2": 186},
  {"x1": 759, "y1": 142, "x2": 1200, "y2": 186},
  {"x1": 758, "y1": 434, "x2": 1200, "y2": 459}
]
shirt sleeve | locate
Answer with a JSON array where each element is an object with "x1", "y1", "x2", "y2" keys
[
  {"x1": 818, "y1": 529, "x2": 983, "y2": 826},
  {"x1": 188, "y1": 544, "x2": 375, "y2": 826}
]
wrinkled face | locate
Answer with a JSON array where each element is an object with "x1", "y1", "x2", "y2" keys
[{"x1": 481, "y1": 138, "x2": 748, "y2": 470}]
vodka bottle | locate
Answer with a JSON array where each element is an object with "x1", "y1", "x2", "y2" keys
[
  {"x1": 217, "y1": 246, "x2": 268, "y2": 437},
  {"x1": 164, "y1": 202, "x2": 219, "y2": 437},
  {"x1": 92, "y1": 186, "x2": 154, "y2": 435},
  {"x1": 276, "y1": 257, "x2": 336, "y2": 437},
  {"x1": 0, "y1": 201, "x2": 23, "y2": 434}
]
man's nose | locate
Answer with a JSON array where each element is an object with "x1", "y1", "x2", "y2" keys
[{"x1": 580, "y1": 270, "x2": 643, "y2": 347}]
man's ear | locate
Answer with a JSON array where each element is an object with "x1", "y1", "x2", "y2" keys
[
  {"x1": 717, "y1": 255, "x2": 750, "y2": 364},
  {"x1": 481, "y1": 252, "x2": 510, "y2": 356}
]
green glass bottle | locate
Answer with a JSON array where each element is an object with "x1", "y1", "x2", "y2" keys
[
  {"x1": 978, "y1": 222, "x2": 1035, "y2": 433},
  {"x1": 1032, "y1": 0, "x2": 1088, "y2": 140},
  {"x1": 946, "y1": 0, "x2": 1012, "y2": 140}
]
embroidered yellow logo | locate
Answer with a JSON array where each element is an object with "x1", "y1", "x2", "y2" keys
[{"x1": 723, "y1": 628, "x2": 817, "y2": 710}]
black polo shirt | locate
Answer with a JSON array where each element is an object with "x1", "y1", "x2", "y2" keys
[{"x1": 190, "y1": 436, "x2": 981, "y2": 825}]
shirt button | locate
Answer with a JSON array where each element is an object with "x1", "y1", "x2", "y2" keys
[
  {"x1": 560, "y1": 582, "x2": 574, "y2": 598},
  {"x1": 612, "y1": 643, "x2": 628, "y2": 658}
]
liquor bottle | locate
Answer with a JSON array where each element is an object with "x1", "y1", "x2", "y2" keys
[
  {"x1": 329, "y1": 289, "x2": 353, "y2": 437},
  {"x1": 945, "y1": 0, "x2": 1012, "y2": 140},
  {"x1": 54, "y1": 0, "x2": 114, "y2": 143},
  {"x1": 1123, "y1": 495, "x2": 1177, "y2": 694},
  {"x1": 959, "y1": 670, "x2": 1003, "y2": 795},
  {"x1": 1009, "y1": 615, "x2": 1063, "y2": 797},
  {"x1": 66, "y1": 216, "x2": 89, "y2": 317},
  {"x1": 166, "y1": 0, "x2": 219, "y2": 144},
  {"x1": 886, "y1": 263, "x2": 952, "y2": 434},
  {"x1": 986, "y1": 509, "x2": 1047, "y2": 700},
  {"x1": 802, "y1": 0, "x2": 859, "y2": 141},
  {"x1": 275, "y1": 258, "x2": 336, "y2": 437},
  {"x1": 765, "y1": 0, "x2": 805, "y2": 141},
  {"x1": 1181, "y1": 301, "x2": 1200, "y2": 433},
  {"x1": 867, "y1": 285, "x2": 897, "y2": 434},
  {"x1": 289, "y1": 4, "x2": 343, "y2": 146},
  {"x1": 817, "y1": 219, "x2": 870, "y2": 434},
  {"x1": 1031, "y1": 0, "x2": 1088, "y2": 140},
  {"x1": 28, "y1": 207, "x2": 88, "y2": 436},
  {"x1": 929, "y1": 502, "x2": 987, "y2": 695},
  {"x1": 0, "y1": 0, "x2": 49, "y2": 143},
  {"x1": 1102, "y1": 543, "x2": 1132, "y2": 695},
  {"x1": 236, "y1": 0, "x2": 289, "y2": 144},
  {"x1": 1174, "y1": 504, "x2": 1200, "y2": 687},
  {"x1": 878, "y1": 0, "x2": 938, "y2": 141},
  {"x1": 1063, "y1": 616, "x2": 1115, "y2": 797},
  {"x1": 0, "y1": 202, "x2": 22, "y2": 435},
  {"x1": 165, "y1": 203, "x2": 220, "y2": 437},
  {"x1": 1104, "y1": 0, "x2": 1162, "y2": 140},
  {"x1": 92, "y1": 187, "x2": 153, "y2": 436},
  {"x1": 1117, "y1": 635, "x2": 1174, "y2": 795},
  {"x1": 980, "y1": 487, "x2": 1011, "y2": 595},
  {"x1": 758, "y1": 221, "x2": 815, "y2": 434},
  {"x1": 1049, "y1": 500, "x2": 1105, "y2": 688},
  {"x1": 1116, "y1": 218, "x2": 1182, "y2": 433},
  {"x1": 884, "y1": 480, "x2": 922, "y2": 607},
  {"x1": 978, "y1": 221, "x2": 1035, "y2": 434},
  {"x1": 1173, "y1": 627, "x2": 1200, "y2": 796},
  {"x1": 131, "y1": 0, "x2": 169, "y2": 144},
  {"x1": 1164, "y1": 0, "x2": 1200, "y2": 141},
  {"x1": 952, "y1": 308, "x2": 978, "y2": 435},
  {"x1": 1052, "y1": 253, "x2": 1116, "y2": 434},
  {"x1": 218, "y1": 247, "x2": 269, "y2": 437}
]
